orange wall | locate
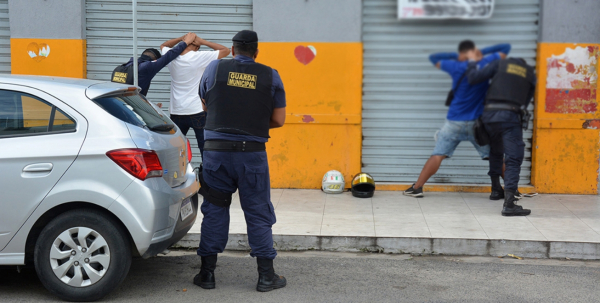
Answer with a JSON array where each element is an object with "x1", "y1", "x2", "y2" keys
[
  {"x1": 11, "y1": 38, "x2": 86, "y2": 78},
  {"x1": 256, "y1": 42, "x2": 362, "y2": 188},
  {"x1": 532, "y1": 43, "x2": 600, "y2": 194}
]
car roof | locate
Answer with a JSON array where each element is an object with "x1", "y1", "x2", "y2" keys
[
  {"x1": 0, "y1": 75, "x2": 139, "y2": 100},
  {"x1": 0, "y1": 75, "x2": 104, "y2": 89}
]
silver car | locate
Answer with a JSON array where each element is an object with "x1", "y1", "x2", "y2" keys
[{"x1": 0, "y1": 75, "x2": 200, "y2": 301}]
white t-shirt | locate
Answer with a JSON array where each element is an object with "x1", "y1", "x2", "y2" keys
[{"x1": 161, "y1": 47, "x2": 219, "y2": 115}]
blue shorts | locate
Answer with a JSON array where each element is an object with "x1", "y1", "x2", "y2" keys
[{"x1": 432, "y1": 120, "x2": 490, "y2": 159}]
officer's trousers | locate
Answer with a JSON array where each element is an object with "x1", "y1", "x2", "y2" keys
[
  {"x1": 197, "y1": 150, "x2": 277, "y2": 259},
  {"x1": 483, "y1": 122, "x2": 524, "y2": 191}
]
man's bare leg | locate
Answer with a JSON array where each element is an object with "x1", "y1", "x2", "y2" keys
[{"x1": 414, "y1": 155, "x2": 446, "y2": 189}]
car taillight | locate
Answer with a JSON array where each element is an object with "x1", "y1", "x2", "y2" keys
[
  {"x1": 106, "y1": 149, "x2": 163, "y2": 180},
  {"x1": 187, "y1": 139, "x2": 193, "y2": 162}
]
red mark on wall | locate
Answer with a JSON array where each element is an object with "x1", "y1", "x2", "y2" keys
[
  {"x1": 583, "y1": 119, "x2": 600, "y2": 129},
  {"x1": 546, "y1": 46, "x2": 598, "y2": 114},
  {"x1": 546, "y1": 89, "x2": 597, "y2": 113},
  {"x1": 294, "y1": 45, "x2": 317, "y2": 65},
  {"x1": 302, "y1": 115, "x2": 315, "y2": 123}
]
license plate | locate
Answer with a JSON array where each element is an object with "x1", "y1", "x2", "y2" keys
[{"x1": 180, "y1": 198, "x2": 193, "y2": 221}]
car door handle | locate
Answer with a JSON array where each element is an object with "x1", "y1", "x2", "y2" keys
[{"x1": 23, "y1": 163, "x2": 54, "y2": 173}]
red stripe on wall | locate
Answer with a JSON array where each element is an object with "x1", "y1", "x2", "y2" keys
[{"x1": 545, "y1": 88, "x2": 597, "y2": 113}]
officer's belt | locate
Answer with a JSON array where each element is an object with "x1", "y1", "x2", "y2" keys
[
  {"x1": 484, "y1": 103, "x2": 522, "y2": 113},
  {"x1": 197, "y1": 165, "x2": 232, "y2": 208},
  {"x1": 204, "y1": 140, "x2": 266, "y2": 152}
]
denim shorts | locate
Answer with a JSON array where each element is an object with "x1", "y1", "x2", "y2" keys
[{"x1": 432, "y1": 120, "x2": 490, "y2": 159}]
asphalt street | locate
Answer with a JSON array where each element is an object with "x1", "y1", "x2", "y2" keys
[{"x1": 1, "y1": 250, "x2": 599, "y2": 303}]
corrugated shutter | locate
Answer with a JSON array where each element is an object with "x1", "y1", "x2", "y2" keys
[
  {"x1": 362, "y1": 0, "x2": 539, "y2": 184},
  {"x1": 0, "y1": 0, "x2": 10, "y2": 74},
  {"x1": 85, "y1": 0, "x2": 252, "y2": 167}
]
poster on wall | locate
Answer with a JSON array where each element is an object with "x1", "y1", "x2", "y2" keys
[{"x1": 398, "y1": 0, "x2": 495, "y2": 20}]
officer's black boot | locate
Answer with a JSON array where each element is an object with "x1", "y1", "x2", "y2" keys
[
  {"x1": 256, "y1": 258, "x2": 287, "y2": 292},
  {"x1": 193, "y1": 255, "x2": 217, "y2": 289},
  {"x1": 501, "y1": 189, "x2": 531, "y2": 217},
  {"x1": 490, "y1": 176, "x2": 504, "y2": 200}
]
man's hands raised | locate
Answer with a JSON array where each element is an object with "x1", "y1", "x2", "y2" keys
[{"x1": 183, "y1": 32, "x2": 197, "y2": 45}]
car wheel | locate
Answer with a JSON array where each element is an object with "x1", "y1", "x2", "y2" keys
[{"x1": 34, "y1": 209, "x2": 131, "y2": 302}]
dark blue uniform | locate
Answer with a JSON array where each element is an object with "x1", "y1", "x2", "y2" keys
[
  {"x1": 197, "y1": 55, "x2": 286, "y2": 260},
  {"x1": 467, "y1": 59, "x2": 536, "y2": 191}
]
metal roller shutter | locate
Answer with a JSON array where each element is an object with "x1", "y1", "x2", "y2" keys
[
  {"x1": 85, "y1": 0, "x2": 252, "y2": 167},
  {"x1": 362, "y1": 0, "x2": 539, "y2": 184},
  {"x1": 0, "y1": 0, "x2": 10, "y2": 74}
]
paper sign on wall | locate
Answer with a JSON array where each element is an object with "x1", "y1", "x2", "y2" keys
[{"x1": 398, "y1": 0, "x2": 494, "y2": 20}]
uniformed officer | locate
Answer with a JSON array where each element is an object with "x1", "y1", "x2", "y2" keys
[
  {"x1": 466, "y1": 56, "x2": 536, "y2": 216},
  {"x1": 194, "y1": 30, "x2": 287, "y2": 292},
  {"x1": 114, "y1": 32, "x2": 196, "y2": 96}
]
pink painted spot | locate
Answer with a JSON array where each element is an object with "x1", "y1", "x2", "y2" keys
[
  {"x1": 566, "y1": 63, "x2": 576, "y2": 73},
  {"x1": 302, "y1": 115, "x2": 315, "y2": 123},
  {"x1": 294, "y1": 46, "x2": 316, "y2": 65},
  {"x1": 589, "y1": 46, "x2": 595, "y2": 53}
]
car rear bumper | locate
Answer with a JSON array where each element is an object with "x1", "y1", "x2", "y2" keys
[
  {"x1": 142, "y1": 193, "x2": 199, "y2": 258},
  {"x1": 108, "y1": 163, "x2": 200, "y2": 258}
]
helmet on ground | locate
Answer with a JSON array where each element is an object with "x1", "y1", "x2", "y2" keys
[
  {"x1": 322, "y1": 170, "x2": 345, "y2": 194},
  {"x1": 351, "y1": 173, "x2": 375, "y2": 198}
]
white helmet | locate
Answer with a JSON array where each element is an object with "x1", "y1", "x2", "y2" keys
[{"x1": 322, "y1": 170, "x2": 345, "y2": 194}]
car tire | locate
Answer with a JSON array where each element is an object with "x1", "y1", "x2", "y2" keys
[{"x1": 34, "y1": 209, "x2": 131, "y2": 302}]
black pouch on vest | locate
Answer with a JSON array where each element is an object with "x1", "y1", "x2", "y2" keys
[
  {"x1": 473, "y1": 117, "x2": 490, "y2": 146},
  {"x1": 445, "y1": 71, "x2": 467, "y2": 107},
  {"x1": 111, "y1": 63, "x2": 134, "y2": 85}
]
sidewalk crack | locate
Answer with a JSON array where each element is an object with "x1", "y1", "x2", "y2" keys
[
  {"x1": 417, "y1": 196, "x2": 433, "y2": 238},
  {"x1": 556, "y1": 196, "x2": 600, "y2": 237},
  {"x1": 461, "y1": 192, "x2": 490, "y2": 240}
]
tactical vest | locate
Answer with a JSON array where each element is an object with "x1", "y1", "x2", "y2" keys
[
  {"x1": 111, "y1": 62, "x2": 134, "y2": 85},
  {"x1": 486, "y1": 58, "x2": 535, "y2": 107},
  {"x1": 204, "y1": 59, "x2": 274, "y2": 138}
]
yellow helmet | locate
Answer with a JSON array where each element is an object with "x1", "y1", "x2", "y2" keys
[{"x1": 351, "y1": 173, "x2": 375, "y2": 198}]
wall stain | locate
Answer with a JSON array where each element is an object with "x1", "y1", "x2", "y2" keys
[
  {"x1": 582, "y1": 119, "x2": 600, "y2": 129},
  {"x1": 270, "y1": 153, "x2": 289, "y2": 165},
  {"x1": 302, "y1": 115, "x2": 315, "y2": 123},
  {"x1": 327, "y1": 101, "x2": 342, "y2": 112}
]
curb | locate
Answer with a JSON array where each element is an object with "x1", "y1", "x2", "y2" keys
[{"x1": 176, "y1": 233, "x2": 600, "y2": 260}]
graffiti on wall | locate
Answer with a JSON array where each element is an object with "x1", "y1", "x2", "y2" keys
[
  {"x1": 27, "y1": 42, "x2": 51, "y2": 62},
  {"x1": 546, "y1": 46, "x2": 598, "y2": 114}
]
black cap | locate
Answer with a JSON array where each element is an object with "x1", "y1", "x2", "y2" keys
[{"x1": 232, "y1": 30, "x2": 258, "y2": 44}]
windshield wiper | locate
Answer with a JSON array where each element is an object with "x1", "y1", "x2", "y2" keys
[{"x1": 149, "y1": 123, "x2": 175, "y2": 132}]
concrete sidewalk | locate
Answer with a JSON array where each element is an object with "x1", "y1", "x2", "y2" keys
[{"x1": 176, "y1": 189, "x2": 600, "y2": 260}]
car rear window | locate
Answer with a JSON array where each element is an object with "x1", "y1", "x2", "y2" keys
[{"x1": 92, "y1": 93, "x2": 172, "y2": 131}]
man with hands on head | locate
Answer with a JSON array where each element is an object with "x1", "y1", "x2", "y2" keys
[
  {"x1": 403, "y1": 40, "x2": 510, "y2": 198},
  {"x1": 119, "y1": 32, "x2": 196, "y2": 96},
  {"x1": 160, "y1": 33, "x2": 230, "y2": 157}
]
